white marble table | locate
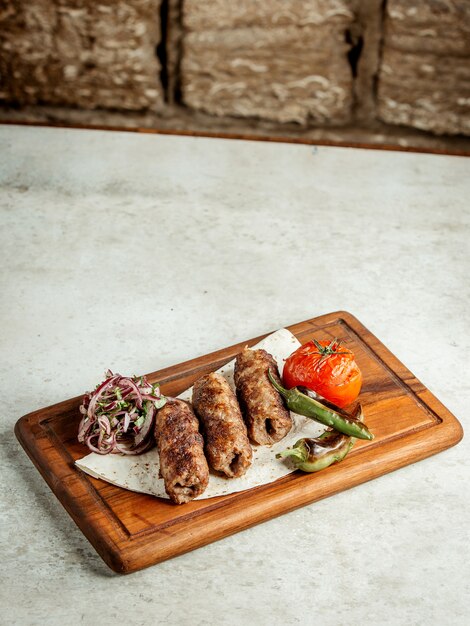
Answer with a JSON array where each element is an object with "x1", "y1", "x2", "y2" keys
[{"x1": 1, "y1": 124, "x2": 469, "y2": 626}]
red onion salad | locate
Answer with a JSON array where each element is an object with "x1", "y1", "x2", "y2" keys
[{"x1": 78, "y1": 370, "x2": 166, "y2": 455}]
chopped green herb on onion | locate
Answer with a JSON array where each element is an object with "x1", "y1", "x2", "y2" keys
[{"x1": 78, "y1": 370, "x2": 167, "y2": 455}]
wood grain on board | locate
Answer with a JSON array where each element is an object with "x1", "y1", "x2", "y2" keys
[{"x1": 15, "y1": 312, "x2": 463, "y2": 573}]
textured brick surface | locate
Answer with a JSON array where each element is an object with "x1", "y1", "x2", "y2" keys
[
  {"x1": 181, "y1": 0, "x2": 354, "y2": 125},
  {"x1": 0, "y1": 0, "x2": 163, "y2": 111},
  {"x1": 183, "y1": 0, "x2": 354, "y2": 30},
  {"x1": 1, "y1": 0, "x2": 469, "y2": 136},
  {"x1": 377, "y1": 0, "x2": 470, "y2": 135}
]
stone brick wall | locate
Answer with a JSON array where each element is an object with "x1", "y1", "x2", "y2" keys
[
  {"x1": 0, "y1": 0, "x2": 163, "y2": 111},
  {"x1": 377, "y1": 0, "x2": 470, "y2": 135},
  {"x1": 1, "y1": 0, "x2": 469, "y2": 136},
  {"x1": 181, "y1": 0, "x2": 354, "y2": 124}
]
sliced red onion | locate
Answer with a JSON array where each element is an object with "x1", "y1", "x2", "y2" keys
[
  {"x1": 133, "y1": 403, "x2": 155, "y2": 447},
  {"x1": 78, "y1": 371, "x2": 166, "y2": 455},
  {"x1": 113, "y1": 437, "x2": 154, "y2": 455}
]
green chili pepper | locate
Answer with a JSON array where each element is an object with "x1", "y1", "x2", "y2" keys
[
  {"x1": 277, "y1": 430, "x2": 354, "y2": 472},
  {"x1": 267, "y1": 370, "x2": 373, "y2": 440}
]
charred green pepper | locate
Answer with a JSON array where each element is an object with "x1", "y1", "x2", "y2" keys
[
  {"x1": 277, "y1": 429, "x2": 354, "y2": 472},
  {"x1": 267, "y1": 370, "x2": 373, "y2": 441}
]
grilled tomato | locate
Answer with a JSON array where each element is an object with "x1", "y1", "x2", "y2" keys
[{"x1": 283, "y1": 338, "x2": 362, "y2": 408}]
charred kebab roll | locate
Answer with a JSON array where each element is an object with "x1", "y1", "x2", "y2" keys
[
  {"x1": 234, "y1": 348, "x2": 292, "y2": 445},
  {"x1": 155, "y1": 399, "x2": 209, "y2": 504},
  {"x1": 192, "y1": 372, "x2": 252, "y2": 478}
]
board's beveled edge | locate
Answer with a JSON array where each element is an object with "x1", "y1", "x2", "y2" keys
[
  {"x1": 326, "y1": 311, "x2": 463, "y2": 447},
  {"x1": 14, "y1": 311, "x2": 464, "y2": 573},
  {"x1": 331, "y1": 311, "x2": 462, "y2": 421},
  {"x1": 108, "y1": 411, "x2": 464, "y2": 573}
]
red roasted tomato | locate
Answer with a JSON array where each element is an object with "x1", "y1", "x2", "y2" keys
[{"x1": 283, "y1": 339, "x2": 362, "y2": 408}]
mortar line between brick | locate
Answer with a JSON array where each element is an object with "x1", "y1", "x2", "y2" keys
[
  {"x1": 173, "y1": 0, "x2": 184, "y2": 105},
  {"x1": 156, "y1": 0, "x2": 170, "y2": 102},
  {"x1": 373, "y1": 0, "x2": 388, "y2": 113}
]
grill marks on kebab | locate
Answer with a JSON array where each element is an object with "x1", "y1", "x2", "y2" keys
[
  {"x1": 192, "y1": 372, "x2": 253, "y2": 478},
  {"x1": 155, "y1": 400, "x2": 209, "y2": 504},
  {"x1": 234, "y1": 348, "x2": 292, "y2": 445},
  {"x1": 77, "y1": 337, "x2": 374, "y2": 503},
  {"x1": 79, "y1": 348, "x2": 296, "y2": 504}
]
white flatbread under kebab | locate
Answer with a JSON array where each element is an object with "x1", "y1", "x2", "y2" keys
[{"x1": 75, "y1": 328, "x2": 326, "y2": 499}]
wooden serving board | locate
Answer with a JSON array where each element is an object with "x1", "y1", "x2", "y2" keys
[{"x1": 15, "y1": 312, "x2": 463, "y2": 573}]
